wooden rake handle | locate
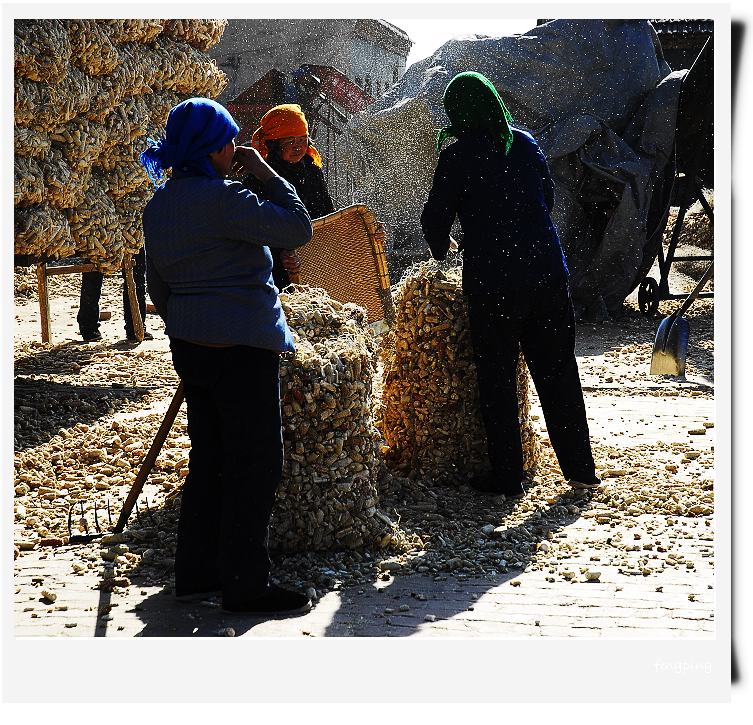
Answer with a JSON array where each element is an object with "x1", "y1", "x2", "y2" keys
[{"x1": 114, "y1": 381, "x2": 185, "y2": 533}]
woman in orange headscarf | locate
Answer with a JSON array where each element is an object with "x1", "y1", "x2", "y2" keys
[{"x1": 246, "y1": 104, "x2": 335, "y2": 289}]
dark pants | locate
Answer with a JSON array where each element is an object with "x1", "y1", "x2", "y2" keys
[
  {"x1": 77, "y1": 249, "x2": 147, "y2": 338},
  {"x1": 169, "y1": 338, "x2": 283, "y2": 601},
  {"x1": 466, "y1": 281, "x2": 597, "y2": 487}
]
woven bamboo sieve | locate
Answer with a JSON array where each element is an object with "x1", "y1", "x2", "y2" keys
[{"x1": 295, "y1": 204, "x2": 394, "y2": 325}]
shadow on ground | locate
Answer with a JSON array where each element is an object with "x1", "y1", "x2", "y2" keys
[
  {"x1": 117, "y1": 482, "x2": 595, "y2": 637},
  {"x1": 14, "y1": 377, "x2": 155, "y2": 451}
]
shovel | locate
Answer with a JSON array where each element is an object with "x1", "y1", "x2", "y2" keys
[{"x1": 650, "y1": 262, "x2": 714, "y2": 376}]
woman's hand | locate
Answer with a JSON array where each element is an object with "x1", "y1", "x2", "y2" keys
[{"x1": 232, "y1": 146, "x2": 278, "y2": 182}]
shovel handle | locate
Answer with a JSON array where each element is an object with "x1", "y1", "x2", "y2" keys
[{"x1": 673, "y1": 261, "x2": 714, "y2": 320}]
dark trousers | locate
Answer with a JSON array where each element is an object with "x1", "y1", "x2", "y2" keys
[
  {"x1": 466, "y1": 281, "x2": 597, "y2": 486},
  {"x1": 169, "y1": 338, "x2": 283, "y2": 601},
  {"x1": 77, "y1": 249, "x2": 146, "y2": 338}
]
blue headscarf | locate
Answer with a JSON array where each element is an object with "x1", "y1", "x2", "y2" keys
[{"x1": 140, "y1": 98, "x2": 240, "y2": 186}]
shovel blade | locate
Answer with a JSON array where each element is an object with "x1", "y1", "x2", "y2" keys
[{"x1": 650, "y1": 315, "x2": 690, "y2": 376}]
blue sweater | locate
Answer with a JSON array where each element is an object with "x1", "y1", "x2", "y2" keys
[
  {"x1": 143, "y1": 174, "x2": 312, "y2": 352},
  {"x1": 421, "y1": 128, "x2": 569, "y2": 294}
]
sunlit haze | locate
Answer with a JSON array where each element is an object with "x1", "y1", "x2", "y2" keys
[{"x1": 388, "y1": 18, "x2": 537, "y2": 67}]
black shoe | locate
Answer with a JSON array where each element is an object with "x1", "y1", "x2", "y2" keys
[
  {"x1": 469, "y1": 473, "x2": 526, "y2": 499},
  {"x1": 81, "y1": 331, "x2": 102, "y2": 342},
  {"x1": 222, "y1": 584, "x2": 312, "y2": 616},
  {"x1": 567, "y1": 476, "x2": 602, "y2": 491},
  {"x1": 126, "y1": 331, "x2": 154, "y2": 342},
  {"x1": 175, "y1": 589, "x2": 221, "y2": 603}
]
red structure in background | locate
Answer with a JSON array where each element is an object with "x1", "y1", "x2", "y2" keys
[{"x1": 227, "y1": 64, "x2": 374, "y2": 145}]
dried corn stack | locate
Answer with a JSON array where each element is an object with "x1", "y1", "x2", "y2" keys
[
  {"x1": 43, "y1": 149, "x2": 90, "y2": 211},
  {"x1": 14, "y1": 126, "x2": 51, "y2": 159},
  {"x1": 161, "y1": 19, "x2": 228, "y2": 51},
  {"x1": 13, "y1": 18, "x2": 229, "y2": 268},
  {"x1": 14, "y1": 156, "x2": 45, "y2": 208},
  {"x1": 101, "y1": 96, "x2": 150, "y2": 147},
  {"x1": 102, "y1": 19, "x2": 164, "y2": 44},
  {"x1": 377, "y1": 261, "x2": 540, "y2": 484},
  {"x1": 14, "y1": 20, "x2": 71, "y2": 83},
  {"x1": 15, "y1": 67, "x2": 93, "y2": 131},
  {"x1": 268, "y1": 287, "x2": 389, "y2": 552},
  {"x1": 14, "y1": 205, "x2": 75, "y2": 259},
  {"x1": 65, "y1": 177, "x2": 124, "y2": 271},
  {"x1": 64, "y1": 19, "x2": 120, "y2": 76},
  {"x1": 142, "y1": 91, "x2": 182, "y2": 128},
  {"x1": 49, "y1": 117, "x2": 109, "y2": 170},
  {"x1": 113, "y1": 191, "x2": 150, "y2": 257},
  {"x1": 157, "y1": 39, "x2": 228, "y2": 98}
]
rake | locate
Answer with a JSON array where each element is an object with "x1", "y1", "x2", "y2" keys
[{"x1": 67, "y1": 382, "x2": 185, "y2": 544}]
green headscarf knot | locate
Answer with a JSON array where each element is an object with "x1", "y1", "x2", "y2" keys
[{"x1": 436, "y1": 71, "x2": 515, "y2": 154}]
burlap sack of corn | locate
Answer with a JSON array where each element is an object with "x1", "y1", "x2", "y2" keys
[
  {"x1": 101, "y1": 95, "x2": 150, "y2": 147},
  {"x1": 49, "y1": 117, "x2": 109, "y2": 170},
  {"x1": 14, "y1": 126, "x2": 51, "y2": 159},
  {"x1": 102, "y1": 18, "x2": 164, "y2": 44},
  {"x1": 15, "y1": 67, "x2": 92, "y2": 131},
  {"x1": 377, "y1": 260, "x2": 541, "y2": 484},
  {"x1": 161, "y1": 19, "x2": 227, "y2": 52},
  {"x1": 113, "y1": 190, "x2": 150, "y2": 257},
  {"x1": 14, "y1": 20, "x2": 70, "y2": 83},
  {"x1": 142, "y1": 91, "x2": 182, "y2": 129},
  {"x1": 44, "y1": 149, "x2": 91, "y2": 210},
  {"x1": 269, "y1": 287, "x2": 389, "y2": 552},
  {"x1": 15, "y1": 204, "x2": 75, "y2": 259},
  {"x1": 106, "y1": 42, "x2": 161, "y2": 101},
  {"x1": 102, "y1": 159, "x2": 150, "y2": 200},
  {"x1": 64, "y1": 19, "x2": 120, "y2": 76},
  {"x1": 156, "y1": 38, "x2": 228, "y2": 98},
  {"x1": 14, "y1": 156, "x2": 45, "y2": 207},
  {"x1": 65, "y1": 176, "x2": 124, "y2": 270}
]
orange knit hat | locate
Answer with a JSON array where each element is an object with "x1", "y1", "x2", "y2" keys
[{"x1": 250, "y1": 103, "x2": 323, "y2": 168}]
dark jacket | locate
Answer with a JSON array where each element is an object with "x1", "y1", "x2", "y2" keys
[
  {"x1": 421, "y1": 128, "x2": 568, "y2": 294},
  {"x1": 143, "y1": 174, "x2": 312, "y2": 352},
  {"x1": 244, "y1": 153, "x2": 335, "y2": 289}
]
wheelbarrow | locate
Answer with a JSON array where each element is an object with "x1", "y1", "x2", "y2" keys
[{"x1": 650, "y1": 262, "x2": 713, "y2": 377}]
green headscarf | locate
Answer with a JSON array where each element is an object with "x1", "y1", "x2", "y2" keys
[{"x1": 436, "y1": 71, "x2": 515, "y2": 154}]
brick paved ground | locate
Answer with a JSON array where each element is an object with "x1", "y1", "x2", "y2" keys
[
  {"x1": 13, "y1": 392, "x2": 715, "y2": 639},
  {"x1": 13, "y1": 276, "x2": 716, "y2": 638}
]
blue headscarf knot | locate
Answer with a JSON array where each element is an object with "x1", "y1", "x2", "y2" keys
[{"x1": 140, "y1": 97, "x2": 240, "y2": 186}]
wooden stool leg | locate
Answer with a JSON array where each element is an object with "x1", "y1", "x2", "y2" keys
[
  {"x1": 123, "y1": 255, "x2": 144, "y2": 342},
  {"x1": 36, "y1": 262, "x2": 51, "y2": 343}
]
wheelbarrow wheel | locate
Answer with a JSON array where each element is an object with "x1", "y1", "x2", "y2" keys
[{"x1": 638, "y1": 277, "x2": 660, "y2": 316}]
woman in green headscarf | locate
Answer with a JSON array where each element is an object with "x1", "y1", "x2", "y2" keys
[{"x1": 421, "y1": 71, "x2": 600, "y2": 499}]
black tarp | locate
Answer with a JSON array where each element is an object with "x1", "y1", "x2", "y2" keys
[{"x1": 342, "y1": 19, "x2": 688, "y2": 319}]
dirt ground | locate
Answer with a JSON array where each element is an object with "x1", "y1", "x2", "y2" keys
[{"x1": 12, "y1": 255, "x2": 715, "y2": 638}]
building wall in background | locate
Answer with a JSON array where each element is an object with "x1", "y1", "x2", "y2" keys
[{"x1": 210, "y1": 19, "x2": 412, "y2": 105}]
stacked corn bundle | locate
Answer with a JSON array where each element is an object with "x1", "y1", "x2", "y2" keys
[
  {"x1": 14, "y1": 19, "x2": 228, "y2": 270},
  {"x1": 270, "y1": 287, "x2": 390, "y2": 552},
  {"x1": 377, "y1": 261, "x2": 540, "y2": 484}
]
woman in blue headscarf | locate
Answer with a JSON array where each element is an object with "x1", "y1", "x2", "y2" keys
[
  {"x1": 141, "y1": 97, "x2": 314, "y2": 616},
  {"x1": 421, "y1": 72, "x2": 600, "y2": 500}
]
